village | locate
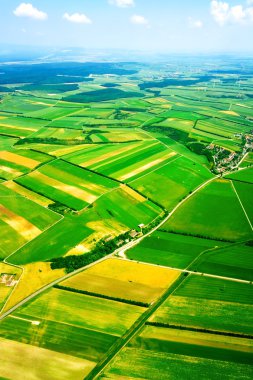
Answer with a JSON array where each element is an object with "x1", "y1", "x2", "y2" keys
[{"x1": 207, "y1": 131, "x2": 253, "y2": 174}]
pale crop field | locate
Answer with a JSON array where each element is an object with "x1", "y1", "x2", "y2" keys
[
  {"x1": 0, "y1": 338, "x2": 95, "y2": 380},
  {"x1": 61, "y1": 258, "x2": 180, "y2": 304}
]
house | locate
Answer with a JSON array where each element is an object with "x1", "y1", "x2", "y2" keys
[{"x1": 129, "y1": 230, "x2": 138, "y2": 238}]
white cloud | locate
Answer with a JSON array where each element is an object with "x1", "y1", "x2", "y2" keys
[
  {"x1": 130, "y1": 14, "x2": 149, "y2": 25},
  {"x1": 188, "y1": 17, "x2": 203, "y2": 28},
  {"x1": 210, "y1": 1, "x2": 253, "y2": 26},
  {"x1": 13, "y1": 3, "x2": 48, "y2": 20},
  {"x1": 109, "y1": 0, "x2": 134, "y2": 8},
  {"x1": 63, "y1": 12, "x2": 92, "y2": 24}
]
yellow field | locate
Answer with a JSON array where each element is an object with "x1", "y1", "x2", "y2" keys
[
  {"x1": 0, "y1": 204, "x2": 41, "y2": 240},
  {"x1": 0, "y1": 338, "x2": 95, "y2": 380},
  {"x1": 31, "y1": 171, "x2": 97, "y2": 204},
  {"x1": 220, "y1": 110, "x2": 239, "y2": 116},
  {"x1": 3, "y1": 262, "x2": 65, "y2": 312},
  {"x1": 120, "y1": 184, "x2": 146, "y2": 202},
  {"x1": 0, "y1": 165, "x2": 23, "y2": 177},
  {"x1": 46, "y1": 144, "x2": 89, "y2": 157},
  {"x1": 0, "y1": 124, "x2": 37, "y2": 132},
  {"x1": 61, "y1": 258, "x2": 180, "y2": 304},
  {"x1": 1, "y1": 151, "x2": 39, "y2": 169},
  {"x1": 87, "y1": 258, "x2": 180, "y2": 287}
]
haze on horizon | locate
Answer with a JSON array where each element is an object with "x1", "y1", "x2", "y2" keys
[{"x1": 1, "y1": 0, "x2": 253, "y2": 54}]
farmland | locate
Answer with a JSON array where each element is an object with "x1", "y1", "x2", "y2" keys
[
  {"x1": 126, "y1": 231, "x2": 226, "y2": 268},
  {"x1": 150, "y1": 275, "x2": 253, "y2": 335},
  {"x1": 16, "y1": 159, "x2": 119, "y2": 210},
  {"x1": 0, "y1": 184, "x2": 60, "y2": 259},
  {"x1": 192, "y1": 242, "x2": 253, "y2": 281},
  {"x1": 163, "y1": 179, "x2": 253, "y2": 241},
  {"x1": 60, "y1": 258, "x2": 180, "y2": 305},
  {"x1": 0, "y1": 57, "x2": 253, "y2": 379}
]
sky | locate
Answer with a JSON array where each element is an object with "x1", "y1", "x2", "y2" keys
[{"x1": 0, "y1": 0, "x2": 253, "y2": 53}]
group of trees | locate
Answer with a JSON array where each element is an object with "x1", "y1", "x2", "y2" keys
[
  {"x1": 146, "y1": 321, "x2": 253, "y2": 339},
  {"x1": 16, "y1": 137, "x2": 86, "y2": 146},
  {"x1": 159, "y1": 229, "x2": 233, "y2": 243},
  {"x1": 50, "y1": 209, "x2": 168, "y2": 273},
  {"x1": 50, "y1": 231, "x2": 130, "y2": 273},
  {"x1": 54, "y1": 284, "x2": 149, "y2": 307}
]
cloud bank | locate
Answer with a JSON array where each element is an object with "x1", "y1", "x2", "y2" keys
[
  {"x1": 14, "y1": 3, "x2": 48, "y2": 20},
  {"x1": 211, "y1": 1, "x2": 253, "y2": 25}
]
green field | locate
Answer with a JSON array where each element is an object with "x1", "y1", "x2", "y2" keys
[
  {"x1": 163, "y1": 179, "x2": 253, "y2": 241},
  {"x1": 0, "y1": 314, "x2": 117, "y2": 362},
  {"x1": 12, "y1": 288, "x2": 144, "y2": 336},
  {"x1": 126, "y1": 231, "x2": 225, "y2": 268},
  {"x1": 130, "y1": 156, "x2": 213, "y2": 209},
  {"x1": 226, "y1": 168, "x2": 253, "y2": 184},
  {"x1": 240, "y1": 153, "x2": 253, "y2": 168},
  {"x1": 193, "y1": 243, "x2": 253, "y2": 281},
  {"x1": 99, "y1": 347, "x2": 253, "y2": 380},
  {"x1": 129, "y1": 325, "x2": 253, "y2": 365},
  {"x1": 150, "y1": 275, "x2": 253, "y2": 335}
]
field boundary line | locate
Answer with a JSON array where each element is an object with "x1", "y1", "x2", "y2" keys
[
  {"x1": 115, "y1": 256, "x2": 252, "y2": 285},
  {"x1": 231, "y1": 180, "x2": 253, "y2": 231},
  {"x1": 185, "y1": 238, "x2": 250, "y2": 272},
  {"x1": 9, "y1": 315, "x2": 40, "y2": 324}
]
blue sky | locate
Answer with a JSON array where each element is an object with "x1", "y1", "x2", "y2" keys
[{"x1": 1, "y1": 0, "x2": 253, "y2": 53}]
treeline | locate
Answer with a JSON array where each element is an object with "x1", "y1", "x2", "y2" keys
[
  {"x1": 15, "y1": 115, "x2": 51, "y2": 121},
  {"x1": 158, "y1": 229, "x2": 233, "y2": 243},
  {"x1": 15, "y1": 137, "x2": 86, "y2": 146},
  {"x1": 50, "y1": 210, "x2": 168, "y2": 272},
  {"x1": 50, "y1": 232, "x2": 130, "y2": 273},
  {"x1": 60, "y1": 158, "x2": 122, "y2": 184},
  {"x1": 54, "y1": 285, "x2": 149, "y2": 307},
  {"x1": 140, "y1": 213, "x2": 168, "y2": 235},
  {"x1": 146, "y1": 321, "x2": 253, "y2": 339}
]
